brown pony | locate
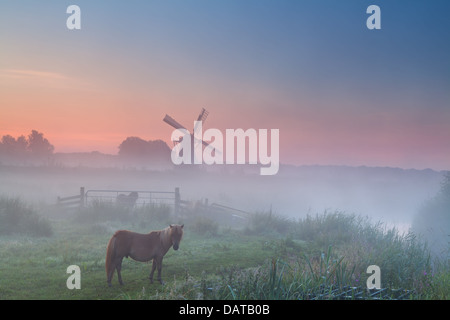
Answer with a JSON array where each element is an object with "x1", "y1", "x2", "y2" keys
[{"x1": 105, "y1": 224, "x2": 184, "y2": 287}]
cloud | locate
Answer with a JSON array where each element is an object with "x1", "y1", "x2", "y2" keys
[
  {"x1": 1, "y1": 69, "x2": 70, "y2": 81},
  {"x1": 0, "y1": 69, "x2": 92, "y2": 91}
]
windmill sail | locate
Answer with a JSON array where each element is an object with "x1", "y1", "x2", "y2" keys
[
  {"x1": 163, "y1": 114, "x2": 188, "y2": 131},
  {"x1": 163, "y1": 111, "x2": 222, "y2": 156},
  {"x1": 197, "y1": 108, "x2": 209, "y2": 122}
]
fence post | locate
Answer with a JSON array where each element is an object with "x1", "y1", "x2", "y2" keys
[
  {"x1": 174, "y1": 187, "x2": 180, "y2": 216},
  {"x1": 80, "y1": 187, "x2": 85, "y2": 207}
]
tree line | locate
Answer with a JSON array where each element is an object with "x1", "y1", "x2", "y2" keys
[
  {"x1": 0, "y1": 130, "x2": 54, "y2": 160},
  {"x1": 0, "y1": 130, "x2": 170, "y2": 164}
]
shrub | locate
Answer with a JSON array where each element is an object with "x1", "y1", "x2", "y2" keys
[
  {"x1": 134, "y1": 203, "x2": 172, "y2": 226},
  {"x1": 191, "y1": 216, "x2": 219, "y2": 236},
  {"x1": 74, "y1": 199, "x2": 126, "y2": 223},
  {"x1": 74, "y1": 200, "x2": 174, "y2": 227},
  {"x1": 0, "y1": 196, "x2": 53, "y2": 237},
  {"x1": 412, "y1": 172, "x2": 450, "y2": 258},
  {"x1": 247, "y1": 211, "x2": 293, "y2": 235},
  {"x1": 295, "y1": 211, "x2": 360, "y2": 246}
]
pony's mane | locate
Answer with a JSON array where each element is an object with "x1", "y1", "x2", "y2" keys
[
  {"x1": 159, "y1": 226, "x2": 171, "y2": 243},
  {"x1": 159, "y1": 225, "x2": 183, "y2": 243}
]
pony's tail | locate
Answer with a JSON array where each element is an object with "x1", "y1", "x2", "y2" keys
[{"x1": 105, "y1": 234, "x2": 117, "y2": 282}]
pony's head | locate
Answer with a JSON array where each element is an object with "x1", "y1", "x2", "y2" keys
[{"x1": 169, "y1": 224, "x2": 184, "y2": 250}]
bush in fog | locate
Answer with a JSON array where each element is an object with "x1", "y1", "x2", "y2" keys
[
  {"x1": 0, "y1": 196, "x2": 53, "y2": 237},
  {"x1": 412, "y1": 172, "x2": 450, "y2": 258},
  {"x1": 134, "y1": 203, "x2": 172, "y2": 226},
  {"x1": 74, "y1": 199, "x2": 173, "y2": 226},
  {"x1": 191, "y1": 216, "x2": 219, "y2": 236},
  {"x1": 296, "y1": 211, "x2": 431, "y2": 289},
  {"x1": 74, "y1": 199, "x2": 125, "y2": 223},
  {"x1": 296, "y1": 211, "x2": 360, "y2": 246},
  {"x1": 245, "y1": 210, "x2": 432, "y2": 289},
  {"x1": 247, "y1": 211, "x2": 292, "y2": 235}
]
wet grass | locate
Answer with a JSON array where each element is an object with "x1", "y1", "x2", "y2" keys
[
  {"x1": 0, "y1": 217, "x2": 280, "y2": 299},
  {"x1": 0, "y1": 201, "x2": 448, "y2": 300}
]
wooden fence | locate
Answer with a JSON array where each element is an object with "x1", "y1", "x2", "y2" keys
[
  {"x1": 57, "y1": 187, "x2": 85, "y2": 210},
  {"x1": 57, "y1": 187, "x2": 250, "y2": 223},
  {"x1": 84, "y1": 187, "x2": 180, "y2": 212},
  {"x1": 57, "y1": 187, "x2": 181, "y2": 214}
]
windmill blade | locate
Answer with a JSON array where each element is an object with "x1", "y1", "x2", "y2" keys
[
  {"x1": 163, "y1": 114, "x2": 188, "y2": 131},
  {"x1": 197, "y1": 108, "x2": 209, "y2": 122},
  {"x1": 203, "y1": 141, "x2": 222, "y2": 156},
  {"x1": 164, "y1": 111, "x2": 222, "y2": 156},
  {"x1": 194, "y1": 108, "x2": 208, "y2": 134}
]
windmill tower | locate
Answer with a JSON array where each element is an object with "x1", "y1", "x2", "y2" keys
[{"x1": 163, "y1": 108, "x2": 220, "y2": 164}]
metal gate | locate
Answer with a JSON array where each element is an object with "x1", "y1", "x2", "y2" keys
[{"x1": 84, "y1": 188, "x2": 180, "y2": 211}]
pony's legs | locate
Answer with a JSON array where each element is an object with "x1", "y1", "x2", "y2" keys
[
  {"x1": 156, "y1": 257, "x2": 164, "y2": 284},
  {"x1": 116, "y1": 258, "x2": 124, "y2": 285},
  {"x1": 107, "y1": 260, "x2": 116, "y2": 287},
  {"x1": 107, "y1": 257, "x2": 124, "y2": 286},
  {"x1": 149, "y1": 258, "x2": 157, "y2": 283},
  {"x1": 149, "y1": 257, "x2": 164, "y2": 284}
]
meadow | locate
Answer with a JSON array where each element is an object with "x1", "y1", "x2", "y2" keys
[{"x1": 0, "y1": 196, "x2": 448, "y2": 300}]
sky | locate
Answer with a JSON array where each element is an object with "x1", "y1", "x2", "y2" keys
[{"x1": 0, "y1": 0, "x2": 449, "y2": 170}]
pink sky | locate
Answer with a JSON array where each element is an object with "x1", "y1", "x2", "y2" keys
[
  {"x1": 1, "y1": 2, "x2": 449, "y2": 171},
  {"x1": 1, "y1": 67, "x2": 448, "y2": 171}
]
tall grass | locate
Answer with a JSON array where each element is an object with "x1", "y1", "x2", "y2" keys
[
  {"x1": 246, "y1": 210, "x2": 292, "y2": 235},
  {"x1": 152, "y1": 252, "x2": 366, "y2": 300},
  {"x1": 0, "y1": 196, "x2": 52, "y2": 237},
  {"x1": 297, "y1": 212, "x2": 433, "y2": 289},
  {"x1": 73, "y1": 199, "x2": 173, "y2": 227},
  {"x1": 296, "y1": 211, "x2": 360, "y2": 246},
  {"x1": 149, "y1": 211, "x2": 443, "y2": 300},
  {"x1": 190, "y1": 216, "x2": 219, "y2": 236}
]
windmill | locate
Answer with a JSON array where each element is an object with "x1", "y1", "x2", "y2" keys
[{"x1": 163, "y1": 108, "x2": 221, "y2": 163}]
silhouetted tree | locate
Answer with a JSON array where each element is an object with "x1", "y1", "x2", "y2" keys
[
  {"x1": 0, "y1": 130, "x2": 54, "y2": 163},
  {"x1": 27, "y1": 130, "x2": 54, "y2": 157},
  {"x1": 118, "y1": 137, "x2": 150, "y2": 158},
  {"x1": 0, "y1": 134, "x2": 28, "y2": 158},
  {"x1": 412, "y1": 172, "x2": 450, "y2": 258},
  {"x1": 118, "y1": 137, "x2": 171, "y2": 165},
  {"x1": 1, "y1": 135, "x2": 18, "y2": 154},
  {"x1": 16, "y1": 135, "x2": 29, "y2": 157}
]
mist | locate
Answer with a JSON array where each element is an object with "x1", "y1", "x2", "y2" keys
[{"x1": 0, "y1": 154, "x2": 444, "y2": 236}]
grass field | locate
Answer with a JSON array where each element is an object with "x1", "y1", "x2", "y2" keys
[{"x1": 0, "y1": 197, "x2": 448, "y2": 300}]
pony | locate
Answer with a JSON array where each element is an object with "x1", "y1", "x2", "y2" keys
[
  {"x1": 116, "y1": 191, "x2": 139, "y2": 209},
  {"x1": 105, "y1": 224, "x2": 184, "y2": 287}
]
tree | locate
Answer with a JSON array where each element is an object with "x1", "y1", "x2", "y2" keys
[
  {"x1": 118, "y1": 137, "x2": 150, "y2": 158},
  {"x1": 27, "y1": 130, "x2": 54, "y2": 157},
  {"x1": 0, "y1": 135, "x2": 29, "y2": 158},
  {"x1": 118, "y1": 137, "x2": 171, "y2": 165},
  {"x1": 0, "y1": 135, "x2": 18, "y2": 155},
  {"x1": 412, "y1": 172, "x2": 450, "y2": 258},
  {"x1": 0, "y1": 130, "x2": 54, "y2": 164}
]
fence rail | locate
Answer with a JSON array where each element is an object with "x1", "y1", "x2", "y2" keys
[
  {"x1": 57, "y1": 187, "x2": 85, "y2": 210},
  {"x1": 85, "y1": 188, "x2": 179, "y2": 209},
  {"x1": 57, "y1": 187, "x2": 251, "y2": 222},
  {"x1": 306, "y1": 285, "x2": 415, "y2": 300},
  {"x1": 57, "y1": 187, "x2": 181, "y2": 214}
]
